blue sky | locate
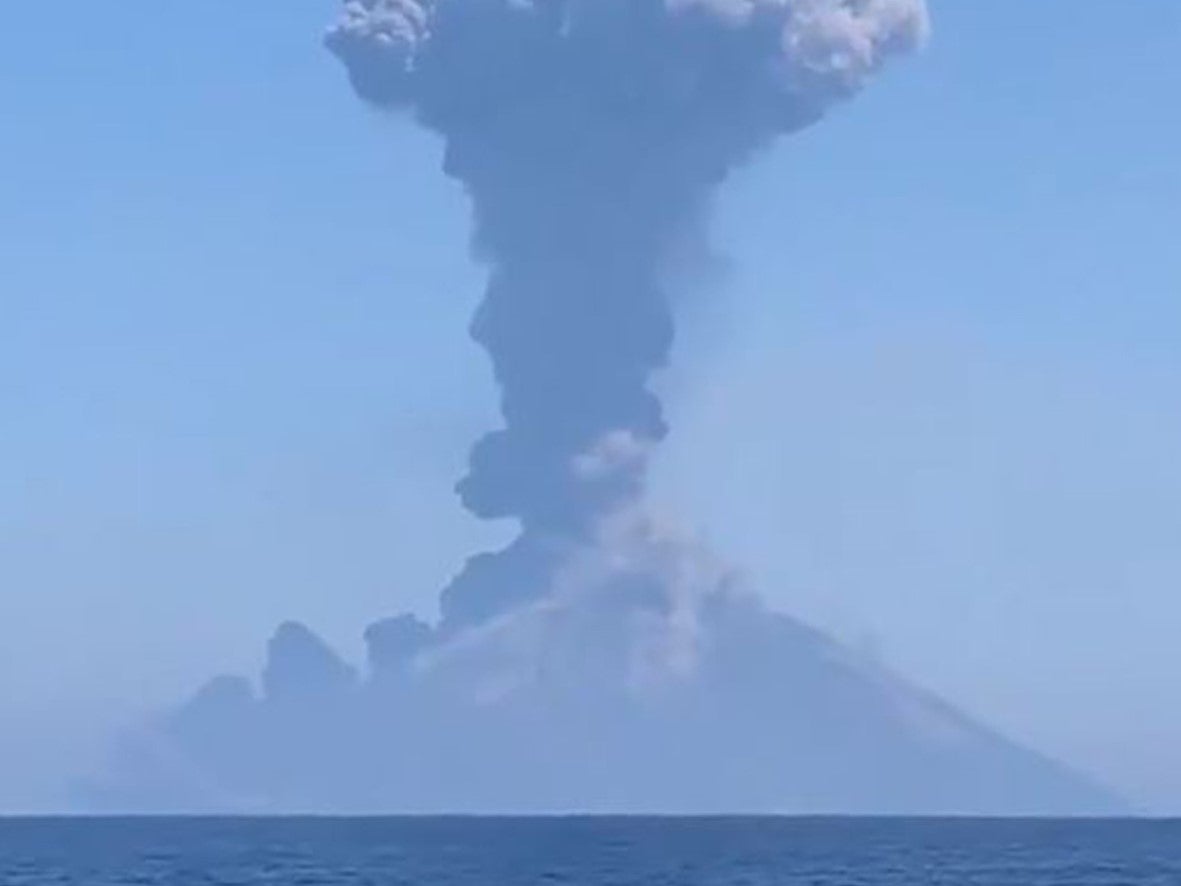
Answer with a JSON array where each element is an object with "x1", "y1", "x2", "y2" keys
[{"x1": 2, "y1": 2, "x2": 1180, "y2": 811}]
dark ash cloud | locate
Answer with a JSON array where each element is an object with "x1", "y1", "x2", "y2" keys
[
  {"x1": 327, "y1": 0, "x2": 927, "y2": 629},
  {"x1": 77, "y1": 0, "x2": 1124, "y2": 816}
]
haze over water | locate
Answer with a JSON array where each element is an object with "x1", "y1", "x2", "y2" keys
[{"x1": 2, "y1": 818, "x2": 1180, "y2": 886}]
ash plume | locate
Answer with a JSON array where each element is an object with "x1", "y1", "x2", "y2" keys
[
  {"x1": 82, "y1": 1, "x2": 1127, "y2": 814},
  {"x1": 326, "y1": 0, "x2": 929, "y2": 631}
]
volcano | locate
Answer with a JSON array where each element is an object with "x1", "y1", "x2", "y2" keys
[{"x1": 85, "y1": 585, "x2": 1120, "y2": 815}]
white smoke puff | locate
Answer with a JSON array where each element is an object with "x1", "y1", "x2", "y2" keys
[
  {"x1": 779, "y1": 0, "x2": 930, "y2": 95},
  {"x1": 593, "y1": 508, "x2": 735, "y2": 690},
  {"x1": 326, "y1": 0, "x2": 432, "y2": 99},
  {"x1": 416, "y1": 506, "x2": 736, "y2": 699},
  {"x1": 335, "y1": 0, "x2": 431, "y2": 47},
  {"x1": 572, "y1": 430, "x2": 653, "y2": 483},
  {"x1": 540, "y1": 505, "x2": 736, "y2": 691}
]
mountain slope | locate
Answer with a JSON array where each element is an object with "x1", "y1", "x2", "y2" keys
[{"x1": 83, "y1": 592, "x2": 1121, "y2": 815}]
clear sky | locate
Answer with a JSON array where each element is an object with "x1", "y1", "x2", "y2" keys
[{"x1": 2, "y1": 1, "x2": 1179, "y2": 812}]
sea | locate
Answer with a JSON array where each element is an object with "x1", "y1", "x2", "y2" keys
[{"x1": 0, "y1": 817, "x2": 1178, "y2": 885}]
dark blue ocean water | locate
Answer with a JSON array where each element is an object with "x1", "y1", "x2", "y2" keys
[{"x1": 0, "y1": 818, "x2": 1177, "y2": 885}]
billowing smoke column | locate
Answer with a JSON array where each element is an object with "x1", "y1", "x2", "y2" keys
[
  {"x1": 327, "y1": 0, "x2": 928, "y2": 630},
  {"x1": 82, "y1": 3, "x2": 1127, "y2": 814}
]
